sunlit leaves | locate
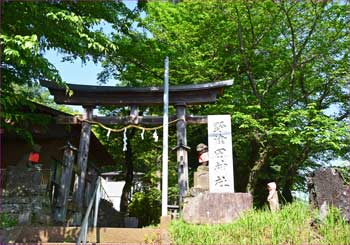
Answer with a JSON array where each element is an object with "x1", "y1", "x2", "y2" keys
[
  {"x1": 123, "y1": 0, "x2": 350, "y2": 203},
  {"x1": 1, "y1": 1, "x2": 133, "y2": 141}
]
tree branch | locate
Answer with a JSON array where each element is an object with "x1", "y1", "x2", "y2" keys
[
  {"x1": 245, "y1": 3, "x2": 256, "y2": 48},
  {"x1": 280, "y1": 3, "x2": 297, "y2": 107},
  {"x1": 295, "y1": 2, "x2": 326, "y2": 60},
  {"x1": 235, "y1": 6, "x2": 262, "y2": 106},
  {"x1": 299, "y1": 64, "x2": 309, "y2": 105}
]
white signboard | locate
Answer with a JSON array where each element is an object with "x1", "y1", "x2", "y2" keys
[{"x1": 208, "y1": 115, "x2": 234, "y2": 193}]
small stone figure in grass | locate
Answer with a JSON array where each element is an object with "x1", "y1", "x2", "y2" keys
[
  {"x1": 196, "y1": 143, "x2": 208, "y2": 171},
  {"x1": 267, "y1": 182, "x2": 280, "y2": 212}
]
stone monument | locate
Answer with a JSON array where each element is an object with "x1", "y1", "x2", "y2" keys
[
  {"x1": 183, "y1": 115, "x2": 252, "y2": 224},
  {"x1": 308, "y1": 168, "x2": 350, "y2": 222}
]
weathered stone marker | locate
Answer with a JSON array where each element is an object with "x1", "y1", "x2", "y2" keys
[{"x1": 308, "y1": 167, "x2": 350, "y2": 222}]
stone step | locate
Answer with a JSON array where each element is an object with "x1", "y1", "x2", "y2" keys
[{"x1": 10, "y1": 227, "x2": 161, "y2": 244}]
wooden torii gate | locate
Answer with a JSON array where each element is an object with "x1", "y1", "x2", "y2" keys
[{"x1": 41, "y1": 79, "x2": 233, "y2": 223}]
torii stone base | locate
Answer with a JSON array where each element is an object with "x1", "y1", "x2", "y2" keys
[{"x1": 183, "y1": 192, "x2": 253, "y2": 224}]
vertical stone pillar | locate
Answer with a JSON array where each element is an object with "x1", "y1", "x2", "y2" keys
[
  {"x1": 176, "y1": 104, "x2": 189, "y2": 204},
  {"x1": 72, "y1": 106, "x2": 93, "y2": 225},
  {"x1": 54, "y1": 142, "x2": 76, "y2": 224}
]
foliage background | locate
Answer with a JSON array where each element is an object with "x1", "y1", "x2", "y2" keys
[
  {"x1": 99, "y1": 0, "x2": 349, "y2": 207},
  {"x1": 1, "y1": 0, "x2": 349, "y2": 225}
]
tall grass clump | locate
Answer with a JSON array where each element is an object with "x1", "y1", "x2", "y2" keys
[
  {"x1": 317, "y1": 207, "x2": 350, "y2": 244},
  {"x1": 169, "y1": 201, "x2": 350, "y2": 244}
]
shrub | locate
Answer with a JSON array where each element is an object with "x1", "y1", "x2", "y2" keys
[{"x1": 0, "y1": 212, "x2": 17, "y2": 228}]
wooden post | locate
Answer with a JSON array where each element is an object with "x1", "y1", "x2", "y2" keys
[
  {"x1": 54, "y1": 142, "x2": 76, "y2": 224},
  {"x1": 93, "y1": 177, "x2": 101, "y2": 228},
  {"x1": 176, "y1": 104, "x2": 189, "y2": 205},
  {"x1": 73, "y1": 106, "x2": 93, "y2": 225}
]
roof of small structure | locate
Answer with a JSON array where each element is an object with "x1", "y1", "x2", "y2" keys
[
  {"x1": 40, "y1": 80, "x2": 233, "y2": 106},
  {"x1": 3, "y1": 101, "x2": 116, "y2": 166}
]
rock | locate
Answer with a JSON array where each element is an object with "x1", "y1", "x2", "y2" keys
[
  {"x1": 183, "y1": 192, "x2": 253, "y2": 224},
  {"x1": 18, "y1": 211, "x2": 31, "y2": 225},
  {"x1": 308, "y1": 167, "x2": 350, "y2": 222},
  {"x1": 319, "y1": 201, "x2": 328, "y2": 222}
]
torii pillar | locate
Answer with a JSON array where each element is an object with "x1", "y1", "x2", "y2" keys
[
  {"x1": 72, "y1": 106, "x2": 93, "y2": 225},
  {"x1": 175, "y1": 104, "x2": 190, "y2": 205}
]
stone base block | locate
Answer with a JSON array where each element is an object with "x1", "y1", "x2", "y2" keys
[
  {"x1": 194, "y1": 171, "x2": 209, "y2": 190},
  {"x1": 183, "y1": 192, "x2": 252, "y2": 224},
  {"x1": 189, "y1": 187, "x2": 207, "y2": 197}
]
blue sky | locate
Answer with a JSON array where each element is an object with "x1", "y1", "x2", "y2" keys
[
  {"x1": 44, "y1": 0, "x2": 138, "y2": 87},
  {"x1": 43, "y1": 1, "x2": 138, "y2": 112},
  {"x1": 44, "y1": 50, "x2": 108, "y2": 85}
]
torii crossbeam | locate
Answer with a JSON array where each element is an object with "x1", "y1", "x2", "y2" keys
[{"x1": 40, "y1": 79, "x2": 233, "y2": 106}]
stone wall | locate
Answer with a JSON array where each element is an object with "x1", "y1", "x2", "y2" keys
[{"x1": 1, "y1": 165, "x2": 52, "y2": 225}]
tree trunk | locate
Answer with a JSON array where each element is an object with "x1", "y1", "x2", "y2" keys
[
  {"x1": 281, "y1": 145, "x2": 310, "y2": 203},
  {"x1": 246, "y1": 147, "x2": 269, "y2": 193},
  {"x1": 119, "y1": 128, "x2": 136, "y2": 213},
  {"x1": 281, "y1": 179, "x2": 293, "y2": 203}
]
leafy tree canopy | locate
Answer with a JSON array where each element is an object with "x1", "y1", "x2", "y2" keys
[
  {"x1": 1, "y1": 1, "x2": 134, "y2": 141},
  {"x1": 100, "y1": 0, "x2": 350, "y2": 205},
  {"x1": 1, "y1": 0, "x2": 349, "y2": 216}
]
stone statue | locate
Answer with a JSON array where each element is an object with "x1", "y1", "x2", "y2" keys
[
  {"x1": 196, "y1": 143, "x2": 208, "y2": 167},
  {"x1": 267, "y1": 182, "x2": 279, "y2": 212},
  {"x1": 193, "y1": 143, "x2": 209, "y2": 190}
]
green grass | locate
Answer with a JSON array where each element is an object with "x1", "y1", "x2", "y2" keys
[{"x1": 169, "y1": 202, "x2": 350, "y2": 244}]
